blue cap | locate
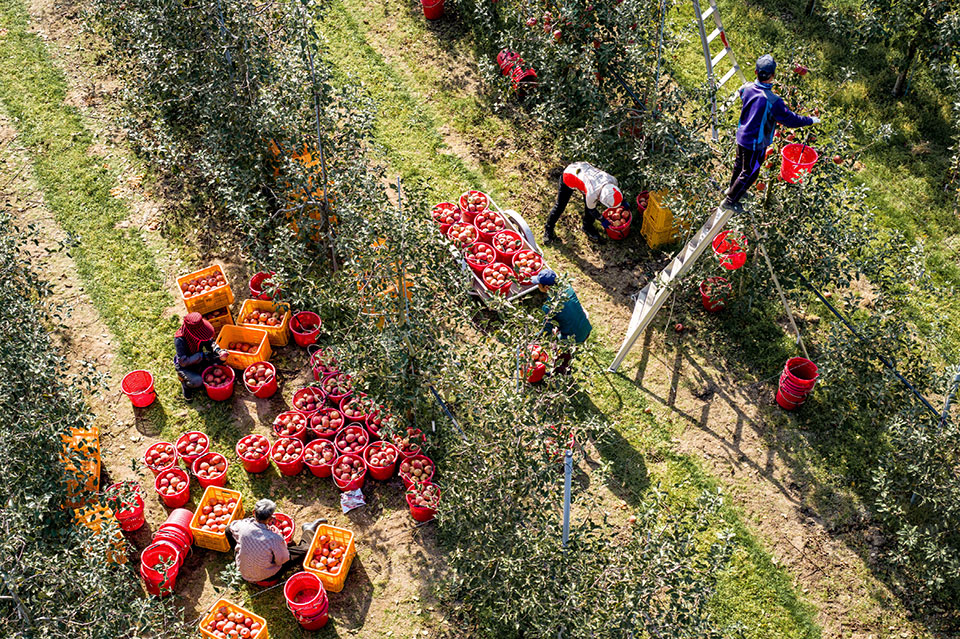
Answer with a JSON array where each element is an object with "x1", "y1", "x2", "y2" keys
[
  {"x1": 756, "y1": 54, "x2": 776, "y2": 77},
  {"x1": 530, "y1": 269, "x2": 556, "y2": 287}
]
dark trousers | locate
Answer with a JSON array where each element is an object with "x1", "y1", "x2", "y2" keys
[
  {"x1": 727, "y1": 144, "x2": 766, "y2": 204},
  {"x1": 545, "y1": 178, "x2": 597, "y2": 232}
]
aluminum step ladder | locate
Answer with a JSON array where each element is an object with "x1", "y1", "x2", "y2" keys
[
  {"x1": 609, "y1": 204, "x2": 737, "y2": 372},
  {"x1": 692, "y1": 0, "x2": 747, "y2": 141}
]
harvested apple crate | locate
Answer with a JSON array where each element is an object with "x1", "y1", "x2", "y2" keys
[
  {"x1": 237, "y1": 299, "x2": 291, "y2": 347},
  {"x1": 302, "y1": 524, "x2": 356, "y2": 593},
  {"x1": 203, "y1": 306, "x2": 234, "y2": 332},
  {"x1": 216, "y1": 325, "x2": 271, "y2": 370},
  {"x1": 177, "y1": 263, "x2": 234, "y2": 315},
  {"x1": 190, "y1": 486, "x2": 244, "y2": 552},
  {"x1": 199, "y1": 599, "x2": 268, "y2": 639}
]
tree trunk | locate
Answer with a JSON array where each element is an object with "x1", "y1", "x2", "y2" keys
[
  {"x1": 804, "y1": 0, "x2": 815, "y2": 17},
  {"x1": 893, "y1": 37, "x2": 919, "y2": 97}
]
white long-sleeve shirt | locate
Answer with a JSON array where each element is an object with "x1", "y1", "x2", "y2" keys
[
  {"x1": 229, "y1": 518, "x2": 289, "y2": 582},
  {"x1": 562, "y1": 162, "x2": 621, "y2": 209}
]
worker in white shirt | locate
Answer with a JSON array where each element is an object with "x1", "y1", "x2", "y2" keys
[{"x1": 544, "y1": 161, "x2": 626, "y2": 243}]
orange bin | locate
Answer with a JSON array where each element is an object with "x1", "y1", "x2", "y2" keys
[
  {"x1": 177, "y1": 264, "x2": 234, "y2": 315},
  {"x1": 203, "y1": 306, "x2": 234, "y2": 332},
  {"x1": 73, "y1": 502, "x2": 127, "y2": 564},
  {"x1": 190, "y1": 486, "x2": 244, "y2": 552},
  {"x1": 237, "y1": 299, "x2": 291, "y2": 347},
  {"x1": 61, "y1": 425, "x2": 101, "y2": 508},
  {"x1": 302, "y1": 524, "x2": 356, "y2": 593},
  {"x1": 216, "y1": 325, "x2": 271, "y2": 370},
  {"x1": 199, "y1": 599, "x2": 268, "y2": 639}
]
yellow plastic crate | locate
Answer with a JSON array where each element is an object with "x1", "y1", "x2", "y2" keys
[
  {"x1": 190, "y1": 486, "x2": 244, "y2": 552},
  {"x1": 237, "y1": 299, "x2": 291, "y2": 347},
  {"x1": 216, "y1": 325, "x2": 271, "y2": 370},
  {"x1": 644, "y1": 190, "x2": 673, "y2": 229},
  {"x1": 199, "y1": 599, "x2": 268, "y2": 639},
  {"x1": 203, "y1": 306, "x2": 234, "y2": 333},
  {"x1": 61, "y1": 425, "x2": 100, "y2": 508},
  {"x1": 303, "y1": 524, "x2": 356, "y2": 593},
  {"x1": 177, "y1": 263, "x2": 234, "y2": 315},
  {"x1": 640, "y1": 213, "x2": 680, "y2": 249}
]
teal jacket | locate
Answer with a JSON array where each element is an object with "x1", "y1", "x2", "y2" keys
[{"x1": 544, "y1": 285, "x2": 592, "y2": 343}]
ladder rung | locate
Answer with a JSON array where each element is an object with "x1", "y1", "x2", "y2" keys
[
  {"x1": 718, "y1": 66, "x2": 740, "y2": 87},
  {"x1": 706, "y1": 28, "x2": 722, "y2": 44},
  {"x1": 711, "y1": 48, "x2": 728, "y2": 68},
  {"x1": 700, "y1": 6, "x2": 715, "y2": 21}
]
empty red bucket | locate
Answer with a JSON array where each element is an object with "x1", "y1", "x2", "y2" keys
[
  {"x1": 780, "y1": 143, "x2": 818, "y2": 184},
  {"x1": 249, "y1": 271, "x2": 279, "y2": 300},
  {"x1": 421, "y1": 0, "x2": 443, "y2": 19},
  {"x1": 290, "y1": 312, "x2": 321, "y2": 347},
  {"x1": 140, "y1": 542, "x2": 181, "y2": 596},
  {"x1": 107, "y1": 483, "x2": 146, "y2": 531},
  {"x1": 285, "y1": 572, "x2": 328, "y2": 617},
  {"x1": 121, "y1": 370, "x2": 156, "y2": 408},
  {"x1": 711, "y1": 231, "x2": 748, "y2": 271}
]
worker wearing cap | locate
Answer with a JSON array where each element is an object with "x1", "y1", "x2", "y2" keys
[
  {"x1": 723, "y1": 54, "x2": 820, "y2": 211},
  {"x1": 529, "y1": 269, "x2": 591, "y2": 374},
  {"x1": 228, "y1": 499, "x2": 323, "y2": 585},
  {"x1": 544, "y1": 162, "x2": 626, "y2": 243}
]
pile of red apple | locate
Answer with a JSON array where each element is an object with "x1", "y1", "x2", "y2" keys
[
  {"x1": 431, "y1": 202, "x2": 460, "y2": 226},
  {"x1": 464, "y1": 242, "x2": 495, "y2": 268},
  {"x1": 204, "y1": 307, "x2": 229, "y2": 322},
  {"x1": 365, "y1": 442, "x2": 398, "y2": 468},
  {"x1": 266, "y1": 513, "x2": 294, "y2": 542},
  {"x1": 271, "y1": 438, "x2": 303, "y2": 464},
  {"x1": 332, "y1": 455, "x2": 365, "y2": 485},
  {"x1": 603, "y1": 206, "x2": 630, "y2": 228},
  {"x1": 529, "y1": 344, "x2": 548, "y2": 365},
  {"x1": 144, "y1": 442, "x2": 176, "y2": 472},
  {"x1": 447, "y1": 222, "x2": 478, "y2": 248},
  {"x1": 473, "y1": 210, "x2": 504, "y2": 235},
  {"x1": 226, "y1": 341, "x2": 259, "y2": 353},
  {"x1": 493, "y1": 231, "x2": 524, "y2": 254},
  {"x1": 203, "y1": 366, "x2": 232, "y2": 388},
  {"x1": 393, "y1": 427, "x2": 424, "y2": 456},
  {"x1": 303, "y1": 440, "x2": 336, "y2": 467},
  {"x1": 176, "y1": 432, "x2": 209, "y2": 458},
  {"x1": 322, "y1": 373, "x2": 352, "y2": 397},
  {"x1": 513, "y1": 250, "x2": 543, "y2": 282},
  {"x1": 236, "y1": 434, "x2": 269, "y2": 460},
  {"x1": 181, "y1": 271, "x2": 227, "y2": 299},
  {"x1": 241, "y1": 309, "x2": 283, "y2": 327},
  {"x1": 309, "y1": 407, "x2": 343, "y2": 438},
  {"x1": 196, "y1": 496, "x2": 238, "y2": 534},
  {"x1": 202, "y1": 605, "x2": 263, "y2": 639},
  {"x1": 460, "y1": 191, "x2": 489, "y2": 215},
  {"x1": 273, "y1": 412, "x2": 306, "y2": 438},
  {"x1": 399, "y1": 456, "x2": 435, "y2": 484},
  {"x1": 307, "y1": 534, "x2": 347, "y2": 574},
  {"x1": 408, "y1": 482, "x2": 440, "y2": 509},
  {"x1": 156, "y1": 468, "x2": 188, "y2": 497},
  {"x1": 483, "y1": 264, "x2": 514, "y2": 292},
  {"x1": 243, "y1": 363, "x2": 274, "y2": 389},
  {"x1": 293, "y1": 387, "x2": 323, "y2": 412},
  {"x1": 335, "y1": 426, "x2": 369, "y2": 455},
  {"x1": 194, "y1": 453, "x2": 227, "y2": 480}
]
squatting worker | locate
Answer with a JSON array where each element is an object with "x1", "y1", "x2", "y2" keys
[
  {"x1": 544, "y1": 161, "x2": 626, "y2": 243},
  {"x1": 228, "y1": 499, "x2": 323, "y2": 585},
  {"x1": 173, "y1": 312, "x2": 228, "y2": 401},
  {"x1": 529, "y1": 269, "x2": 592, "y2": 374},
  {"x1": 723, "y1": 54, "x2": 820, "y2": 211}
]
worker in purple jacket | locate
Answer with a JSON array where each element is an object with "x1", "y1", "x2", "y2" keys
[{"x1": 722, "y1": 54, "x2": 820, "y2": 210}]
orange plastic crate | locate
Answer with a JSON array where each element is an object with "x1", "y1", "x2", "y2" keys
[
  {"x1": 190, "y1": 486, "x2": 244, "y2": 552},
  {"x1": 177, "y1": 263, "x2": 234, "y2": 315},
  {"x1": 203, "y1": 306, "x2": 234, "y2": 333},
  {"x1": 302, "y1": 524, "x2": 356, "y2": 593},
  {"x1": 237, "y1": 299, "x2": 291, "y2": 347},
  {"x1": 216, "y1": 325, "x2": 271, "y2": 370},
  {"x1": 199, "y1": 599, "x2": 268, "y2": 639}
]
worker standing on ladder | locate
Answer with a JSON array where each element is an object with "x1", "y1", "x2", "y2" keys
[
  {"x1": 722, "y1": 55, "x2": 820, "y2": 211},
  {"x1": 544, "y1": 162, "x2": 626, "y2": 243}
]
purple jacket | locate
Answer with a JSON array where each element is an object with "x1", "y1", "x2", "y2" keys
[{"x1": 736, "y1": 81, "x2": 813, "y2": 150}]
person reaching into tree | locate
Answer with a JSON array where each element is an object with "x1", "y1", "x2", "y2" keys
[
  {"x1": 173, "y1": 312, "x2": 228, "y2": 401},
  {"x1": 722, "y1": 54, "x2": 820, "y2": 211},
  {"x1": 544, "y1": 161, "x2": 626, "y2": 243},
  {"x1": 530, "y1": 269, "x2": 591, "y2": 374}
]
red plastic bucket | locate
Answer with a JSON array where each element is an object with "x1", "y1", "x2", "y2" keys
[
  {"x1": 699, "y1": 277, "x2": 732, "y2": 312},
  {"x1": 107, "y1": 483, "x2": 146, "y2": 531},
  {"x1": 308, "y1": 407, "x2": 344, "y2": 441},
  {"x1": 780, "y1": 144, "x2": 818, "y2": 184},
  {"x1": 525, "y1": 344, "x2": 549, "y2": 384},
  {"x1": 271, "y1": 438, "x2": 305, "y2": 476},
  {"x1": 273, "y1": 410, "x2": 308, "y2": 441},
  {"x1": 363, "y1": 441, "x2": 399, "y2": 480},
  {"x1": 236, "y1": 434, "x2": 271, "y2": 473},
  {"x1": 285, "y1": 572, "x2": 328, "y2": 617},
  {"x1": 243, "y1": 362, "x2": 278, "y2": 399},
  {"x1": 202, "y1": 365, "x2": 235, "y2": 401},
  {"x1": 464, "y1": 242, "x2": 496, "y2": 276},
  {"x1": 473, "y1": 210, "x2": 506, "y2": 244},
  {"x1": 303, "y1": 440, "x2": 336, "y2": 478},
  {"x1": 481, "y1": 264, "x2": 515, "y2": 296},
  {"x1": 331, "y1": 453, "x2": 367, "y2": 491},
  {"x1": 267, "y1": 512, "x2": 296, "y2": 544},
  {"x1": 399, "y1": 454, "x2": 435, "y2": 489},
  {"x1": 711, "y1": 231, "x2": 748, "y2": 271},
  {"x1": 783, "y1": 357, "x2": 818, "y2": 389},
  {"x1": 511, "y1": 250, "x2": 543, "y2": 286},
  {"x1": 140, "y1": 542, "x2": 181, "y2": 596},
  {"x1": 249, "y1": 271, "x2": 279, "y2": 300},
  {"x1": 192, "y1": 452, "x2": 228, "y2": 489},
  {"x1": 291, "y1": 387, "x2": 325, "y2": 417},
  {"x1": 406, "y1": 483, "x2": 440, "y2": 522},
  {"x1": 510, "y1": 66, "x2": 538, "y2": 92},
  {"x1": 175, "y1": 431, "x2": 210, "y2": 467},
  {"x1": 497, "y1": 49, "x2": 522, "y2": 75},
  {"x1": 334, "y1": 424, "x2": 371, "y2": 457},
  {"x1": 321, "y1": 372, "x2": 353, "y2": 405},
  {"x1": 309, "y1": 346, "x2": 340, "y2": 382},
  {"x1": 636, "y1": 191, "x2": 650, "y2": 213},
  {"x1": 154, "y1": 468, "x2": 190, "y2": 508},
  {"x1": 143, "y1": 441, "x2": 178, "y2": 476},
  {"x1": 492, "y1": 230, "x2": 525, "y2": 265},
  {"x1": 458, "y1": 190, "x2": 490, "y2": 223},
  {"x1": 421, "y1": 0, "x2": 443, "y2": 20},
  {"x1": 431, "y1": 202, "x2": 461, "y2": 234},
  {"x1": 153, "y1": 525, "x2": 192, "y2": 552},
  {"x1": 161, "y1": 507, "x2": 195, "y2": 535},
  {"x1": 121, "y1": 370, "x2": 156, "y2": 408},
  {"x1": 290, "y1": 312, "x2": 321, "y2": 347},
  {"x1": 602, "y1": 207, "x2": 631, "y2": 240}
]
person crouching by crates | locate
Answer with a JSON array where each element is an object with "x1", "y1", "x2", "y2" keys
[
  {"x1": 530, "y1": 269, "x2": 592, "y2": 374},
  {"x1": 228, "y1": 499, "x2": 323, "y2": 586},
  {"x1": 544, "y1": 161, "x2": 627, "y2": 244},
  {"x1": 174, "y1": 312, "x2": 228, "y2": 401}
]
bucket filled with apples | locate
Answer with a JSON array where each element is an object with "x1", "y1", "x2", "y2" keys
[
  {"x1": 458, "y1": 190, "x2": 490, "y2": 223},
  {"x1": 464, "y1": 242, "x2": 496, "y2": 275},
  {"x1": 364, "y1": 441, "x2": 399, "y2": 480},
  {"x1": 602, "y1": 206, "x2": 631, "y2": 240},
  {"x1": 271, "y1": 437, "x2": 305, "y2": 476},
  {"x1": 192, "y1": 452, "x2": 229, "y2": 489},
  {"x1": 202, "y1": 365, "x2": 235, "y2": 401},
  {"x1": 303, "y1": 439, "x2": 337, "y2": 478},
  {"x1": 431, "y1": 202, "x2": 461, "y2": 234},
  {"x1": 406, "y1": 482, "x2": 440, "y2": 522},
  {"x1": 235, "y1": 434, "x2": 271, "y2": 473},
  {"x1": 243, "y1": 362, "x2": 277, "y2": 399},
  {"x1": 482, "y1": 263, "x2": 515, "y2": 296},
  {"x1": 525, "y1": 343, "x2": 549, "y2": 383}
]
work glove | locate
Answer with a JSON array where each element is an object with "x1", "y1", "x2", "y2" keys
[
  {"x1": 600, "y1": 217, "x2": 611, "y2": 229},
  {"x1": 810, "y1": 116, "x2": 821, "y2": 125}
]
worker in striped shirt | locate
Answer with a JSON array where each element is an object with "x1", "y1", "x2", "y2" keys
[{"x1": 228, "y1": 499, "x2": 322, "y2": 585}]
